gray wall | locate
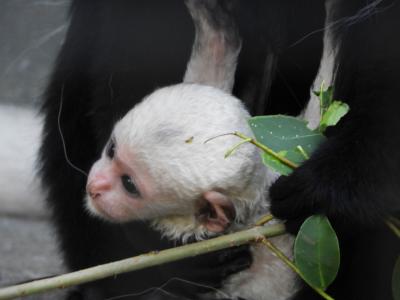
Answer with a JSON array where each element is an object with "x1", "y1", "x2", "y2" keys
[
  {"x1": 0, "y1": 0, "x2": 71, "y2": 217},
  {"x1": 0, "y1": 0, "x2": 69, "y2": 107},
  {"x1": 0, "y1": 2, "x2": 71, "y2": 293}
]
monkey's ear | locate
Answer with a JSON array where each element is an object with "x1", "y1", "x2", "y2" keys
[{"x1": 197, "y1": 191, "x2": 235, "y2": 233}]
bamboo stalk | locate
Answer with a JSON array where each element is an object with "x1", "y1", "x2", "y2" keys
[{"x1": 0, "y1": 224, "x2": 285, "y2": 300}]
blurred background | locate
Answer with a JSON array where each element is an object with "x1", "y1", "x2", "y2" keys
[{"x1": 0, "y1": 1, "x2": 71, "y2": 298}]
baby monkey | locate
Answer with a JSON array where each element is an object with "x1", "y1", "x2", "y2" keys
[{"x1": 86, "y1": 1, "x2": 297, "y2": 299}]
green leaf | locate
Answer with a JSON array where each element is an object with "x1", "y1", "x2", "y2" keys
[
  {"x1": 393, "y1": 256, "x2": 400, "y2": 300},
  {"x1": 294, "y1": 215, "x2": 340, "y2": 290},
  {"x1": 319, "y1": 101, "x2": 350, "y2": 133},
  {"x1": 261, "y1": 147, "x2": 313, "y2": 175},
  {"x1": 261, "y1": 152, "x2": 293, "y2": 176},
  {"x1": 248, "y1": 115, "x2": 326, "y2": 175}
]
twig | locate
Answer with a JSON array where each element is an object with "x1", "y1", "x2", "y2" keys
[
  {"x1": 255, "y1": 214, "x2": 274, "y2": 226},
  {"x1": 386, "y1": 218, "x2": 400, "y2": 238},
  {"x1": 233, "y1": 132, "x2": 299, "y2": 169},
  {"x1": 296, "y1": 145, "x2": 310, "y2": 160},
  {"x1": 204, "y1": 132, "x2": 298, "y2": 169},
  {"x1": 258, "y1": 237, "x2": 334, "y2": 300},
  {"x1": 224, "y1": 137, "x2": 252, "y2": 158},
  {"x1": 0, "y1": 224, "x2": 285, "y2": 300}
]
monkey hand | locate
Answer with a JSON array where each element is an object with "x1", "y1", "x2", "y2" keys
[
  {"x1": 268, "y1": 134, "x2": 391, "y2": 237},
  {"x1": 269, "y1": 162, "x2": 325, "y2": 235}
]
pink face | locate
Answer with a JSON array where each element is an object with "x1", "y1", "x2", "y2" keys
[
  {"x1": 86, "y1": 137, "x2": 153, "y2": 222},
  {"x1": 86, "y1": 136, "x2": 236, "y2": 233}
]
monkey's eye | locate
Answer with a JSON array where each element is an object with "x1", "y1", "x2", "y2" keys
[
  {"x1": 121, "y1": 175, "x2": 140, "y2": 197},
  {"x1": 106, "y1": 139, "x2": 116, "y2": 159}
]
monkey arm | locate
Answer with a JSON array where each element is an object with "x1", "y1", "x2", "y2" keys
[
  {"x1": 269, "y1": 106, "x2": 400, "y2": 236},
  {"x1": 183, "y1": 0, "x2": 241, "y2": 93}
]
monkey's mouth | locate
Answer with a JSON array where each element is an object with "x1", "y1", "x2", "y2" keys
[
  {"x1": 85, "y1": 193, "x2": 143, "y2": 223},
  {"x1": 85, "y1": 194, "x2": 118, "y2": 222}
]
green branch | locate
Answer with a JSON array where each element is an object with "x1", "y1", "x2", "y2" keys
[
  {"x1": 0, "y1": 224, "x2": 285, "y2": 300},
  {"x1": 259, "y1": 237, "x2": 334, "y2": 300},
  {"x1": 255, "y1": 213, "x2": 274, "y2": 226}
]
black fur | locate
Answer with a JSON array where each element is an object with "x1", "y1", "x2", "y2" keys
[
  {"x1": 39, "y1": 0, "x2": 325, "y2": 299},
  {"x1": 270, "y1": 1, "x2": 400, "y2": 299}
]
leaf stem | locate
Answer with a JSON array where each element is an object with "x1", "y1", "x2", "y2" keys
[
  {"x1": 259, "y1": 237, "x2": 334, "y2": 300},
  {"x1": 225, "y1": 138, "x2": 252, "y2": 158},
  {"x1": 296, "y1": 145, "x2": 310, "y2": 160},
  {"x1": 255, "y1": 214, "x2": 274, "y2": 226},
  {"x1": 204, "y1": 133, "x2": 236, "y2": 144},
  {"x1": 233, "y1": 131, "x2": 299, "y2": 169},
  {"x1": 386, "y1": 218, "x2": 400, "y2": 239}
]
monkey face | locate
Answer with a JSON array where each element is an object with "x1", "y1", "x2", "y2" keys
[
  {"x1": 85, "y1": 137, "x2": 153, "y2": 222},
  {"x1": 84, "y1": 130, "x2": 239, "y2": 236},
  {"x1": 85, "y1": 84, "x2": 267, "y2": 239},
  {"x1": 85, "y1": 132, "x2": 195, "y2": 223}
]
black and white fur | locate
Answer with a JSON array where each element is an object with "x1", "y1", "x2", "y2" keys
[
  {"x1": 85, "y1": 2, "x2": 297, "y2": 299},
  {"x1": 271, "y1": 1, "x2": 400, "y2": 299},
  {"x1": 39, "y1": 1, "x2": 399, "y2": 299}
]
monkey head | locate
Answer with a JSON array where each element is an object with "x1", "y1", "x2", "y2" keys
[{"x1": 86, "y1": 84, "x2": 269, "y2": 241}]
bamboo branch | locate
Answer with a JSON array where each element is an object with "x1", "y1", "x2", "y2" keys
[{"x1": 0, "y1": 224, "x2": 285, "y2": 300}]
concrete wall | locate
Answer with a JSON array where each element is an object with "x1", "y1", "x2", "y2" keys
[
  {"x1": 0, "y1": 0, "x2": 69, "y2": 216},
  {"x1": 0, "y1": 0, "x2": 68, "y2": 106},
  {"x1": 0, "y1": 2, "x2": 70, "y2": 293}
]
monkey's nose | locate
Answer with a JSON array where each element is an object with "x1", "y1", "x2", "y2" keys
[
  {"x1": 87, "y1": 177, "x2": 111, "y2": 199},
  {"x1": 87, "y1": 184, "x2": 100, "y2": 199},
  {"x1": 89, "y1": 190, "x2": 101, "y2": 199}
]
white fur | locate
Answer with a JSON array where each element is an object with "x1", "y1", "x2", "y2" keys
[
  {"x1": 112, "y1": 83, "x2": 298, "y2": 299},
  {"x1": 183, "y1": 1, "x2": 241, "y2": 93},
  {"x1": 0, "y1": 104, "x2": 45, "y2": 217},
  {"x1": 301, "y1": 0, "x2": 337, "y2": 130},
  {"x1": 89, "y1": 1, "x2": 336, "y2": 297},
  {"x1": 91, "y1": 7, "x2": 336, "y2": 296},
  {"x1": 117, "y1": 16, "x2": 338, "y2": 296},
  {"x1": 115, "y1": 84, "x2": 268, "y2": 237},
  {"x1": 221, "y1": 234, "x2": 297, "y2": 300}
]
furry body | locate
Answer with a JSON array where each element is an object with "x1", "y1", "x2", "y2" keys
[
  {"x1": 271, "y1": 1, "x2": 400, "y2": 299},
  {"x1": 83, "y1": 3, "x2": 299, "y2": 298},
  {"x1": 40, "y1": 1, "x2": 324, "y2": 298},
  {"x1": 37, "y1": 0, "x2": 400, "y2": 299},
  {"x1": 87, "y1": 83, "x2": 297, "y2": 300}
]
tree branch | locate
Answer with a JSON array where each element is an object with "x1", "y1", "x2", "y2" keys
[{"x1": 0, "y1": 224, "x2": 285, "y2": 300}]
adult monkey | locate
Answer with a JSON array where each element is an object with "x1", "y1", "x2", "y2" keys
[
  {"x1": 270, "y1": 1, "x2": 400, "y2": 300},
  {"x1": 39, "y1": 0, "x2": 325, "y2": 299}
]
